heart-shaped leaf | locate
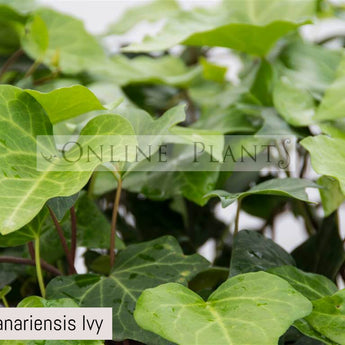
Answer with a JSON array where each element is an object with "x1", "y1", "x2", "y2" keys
[
  {"x1": 0, "y1": 85, "x2": 136, "y2": 234},
  {"x1": 134, "y1": 271, "x2": 312, "y2": 345},
  {"x1": 46, "y1": 236, "x2": 209, "y2": 344}
]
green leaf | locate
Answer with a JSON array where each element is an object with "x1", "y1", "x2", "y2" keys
[
  {"x1": 277, "y1": 40, "x2": 342, "y2": 97},
  {"x1": 200, "y1": 57, "x2": 227, "y2": 83},
  {"x1": 273, "y1": 76, "x2": 315, "y2": 127},
  {"x1": 47, "y1": 193, "x2": 79, "y2": 222},
  {"x1": 0, "y1": 5, "x2": 26, "y2": 56},
  {"x1": 268, "y1": 266, "x2": 338, "y2": 301},
  {"x1": 26, "y1": 85, "x2": 106, "y2": 124},
  {"x1": 315, "y1": 56, "x2": 345, "y2": 122},
  {"x1": 107, "y1": 0, "x2": 179, "y2": 35},
  {"x1": 318, "y1": 176, "x2": 345, "y2": 217},
  {"x1": 301, "y1": 135, "x2": 345, "y2": 195},
  {"x1": 134, "y1": 271, "x2": 312, "y2": 345},
  {"x1": 305, "y1": 290, "x2": 345, "y2": 345},
  {"x1": 46, "y1": 236, "x2": 209, "y2": 344},
  {"x1": 294, "y1": 319, "x2": 337, "y2": 345},
  {"x1": 123, "y1": 1, "x2": 316, "y2": 56},
  {"x1": 292, "y1": 214, "x2": 345, "y2": 281},
  {"x1": 93, "y1": 55, "x2": 201, "y2": 88},
  {"x1": 206, "y1": 178, "x2": 318, "y2": 208},
  {"x1": 23, "y1": 8, "x2": 107, "y2": 74},
  {"x1": 0, "y1": 208, "x2": 49, "y2": 247},
  {"x1": 18, "y1": 296, "x2": 79, "y2": 308},
  {"x1": 230, "y1": 230, "x2": 295, "y2": 277},
  {"x1": 21, "y1": 15, "x2": 49, "y2": 59},
  {"x1": 74, "y1": 192, "x2": 125, "y2": 250},
  {"x1": 0, "y1": 285, "x2": 11, "y2": 299},
  {"x1": 0, "y1": 85, "x2": 136, "y2": 234}
]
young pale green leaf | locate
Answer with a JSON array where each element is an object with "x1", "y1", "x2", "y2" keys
[
  {"x1": 107, "y1": 0, "x2": 179, "y2": 35},
  {"x1": 0, "y1": 285, "x2": 11, "y2": 299},
  {"x1": 301, "y1": 135, "x2": 345, "y2": 195},
  {"x1": 268, "y1": 266, "x2": 338, "y2": 301},
  {"x1": 26, "y1": 85, "x2": 105, "y2": 124},
  {"x1": 273, "y1": 76, "x2": 315, "y2": 127},
  {"x1": 23, "y1": 8, "x2": 107, "y2": 74},
  {"x1": 46, "y1": 193, "x2": 79, "y2": 222},
  {"x1": 205, "y1": 178, "x2": 318, "y2": 208},
  {"x1": 305, "y1": 290, "x2": 345, "y2": 345},
  {"x1": 134, "y1": 271, "x2": 312, "y2": 345},
  {"x1": 230, "y1": 230, "x2": 295, "y2": 277},
  {"x1": 46, "y1": 236, "x2": 209, "y2": 344},
  {"x1": 0, "y1": 85, "x2": 136, "y2": 234},
  {"x1": 21, "y1": 15, "x2": 49, "y2": 59},
  {"x1": 18, "y1": 296, "x2": 79, "y2": 308},
  {"x1": 124, "y1": 1, "x2": 316, "y2": 56},
  {"x1": 318, "y1": 176, "x2": 345, "y2": 217},
  {"x1": 315, "y1": 56, "x2": 345, "y2": 122},
  {"x1": 199, "y1": 57, "x2": 227, "y2": 84}
]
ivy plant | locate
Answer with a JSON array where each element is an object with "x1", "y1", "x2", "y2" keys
[{"x1": 0, "y1": 0, "x2": 345, "y2": 345}]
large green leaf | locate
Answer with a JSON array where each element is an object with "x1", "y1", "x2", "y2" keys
[
  {"x1": 0, "y1": 85, "x2": 136, "y2": 234},
  {"x1": 23, "y1": 8, "x2": 107, "y2": 74},
  {"x1": 26, "y1": 85, "x2": 105, "y2": 124},
  {"x1": 294, "y1": 319, "x2": 336, "y2": 345},
  {"x1": 205, "y1": 178, "x2": 318, "y2": 208},
  {"x1": 301, "y1": 135, "x2": 345, "y2": 194},
  {"x1": 230, "y1": 230, "x2": 295, "y2": 277},
  {"x1": 268, "y1": 266, "x2": 338, "y2": 301},
  {"x1": 305, "y1": 290, "x2": 345, "y2": 345},
  {"x1": 46, "y1": 236, "x2": 209, "y2": 344},
  {"x1": 123, "y1": 1, "x2": 316, "y2": 56},
  {"x1": 107, "y1": 0, "x2": 179, "y2": 34},
  {"x1": 134, "y1": 271, "x2": 312, "y2": 345}
]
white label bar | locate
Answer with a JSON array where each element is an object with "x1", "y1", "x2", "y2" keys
[{"x1": 0, "y1": 308, "x2": 112, "y2": 340}]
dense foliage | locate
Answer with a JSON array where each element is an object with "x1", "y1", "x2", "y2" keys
[{"x1": 0, "y1": 0, "x2": 345, "y2": 344}]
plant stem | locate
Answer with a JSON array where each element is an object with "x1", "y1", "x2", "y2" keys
[
  {"x1": 34, "y1": 238, "x2": 46, "y2": 298},
  {"x1": 70, "y1": 206, "x2": 77, "y2": 263},
  {"x1": 0, "y1": 48, "x2": 23, "y2": 79},
  {"x1": 48, "y1": 207, "x2": 76, "y2": 274},
  {"x1": 110, "y1": 174, "x2": 122, "y2": 268},
  {"x1": 234, "y1": 197, "x2": 243, "y2": 235},
  {"x1": 24, "y1": 59, "x2": 41, "y2": 78},
  {"x1": 0, "y1": 256, "x2": 61, "y2": 275},
  {"x1": 2, "y1": 297, "x2": 9, "y2": 308}
]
